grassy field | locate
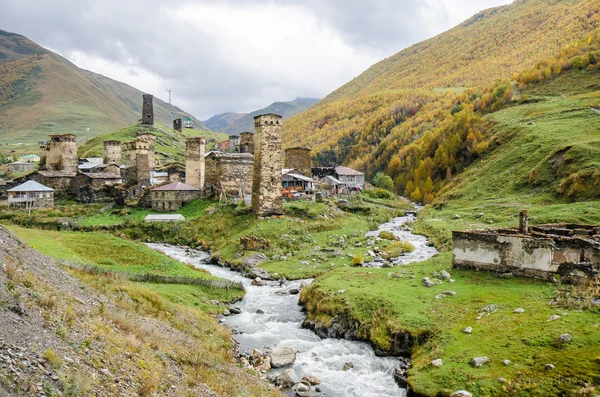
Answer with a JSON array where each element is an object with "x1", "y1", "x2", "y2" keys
[{"x1": 302, "y1": 253, "x2": 600, "y2": 396}]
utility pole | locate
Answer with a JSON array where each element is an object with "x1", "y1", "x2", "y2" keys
[{"x1": 166, "y1": 89, "x2": 173, "y2": 129}]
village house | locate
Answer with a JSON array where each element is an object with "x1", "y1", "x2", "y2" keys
[
  {"x1": 312, "y1": 166, "x2": 365, "y2": 191},
  {"x1": 7, "y1": 180, "x2": 54, "y2": 209},
  {"x1": 217, "y1": 140, "x2": 230, "y2": 152},
  {"x1": 150, "y1": 181, "x2": 201, "y2": 212},
  {"x1": 282, "y1": 169, "x2": 317, "y2": 193},
  {"x1": 203, "y1": 151, "x2": 253, "y2": 200},
  {"x1": 8, "y1": 161, "x2": 35, "y2": 173},
  {"x1": 229, "y1": 135, "x2": 240, "y2": 152},
  {"x1": 18, "y1": 154, "x2": 40, "y2": 163}
]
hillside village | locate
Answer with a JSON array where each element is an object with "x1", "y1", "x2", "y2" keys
[{"x1": 1, "y1": 1, "x2": 600, "y2": 397}]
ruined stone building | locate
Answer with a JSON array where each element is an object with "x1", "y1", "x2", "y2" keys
[
  {"x1": 204, "y1": 152, "x2": 253, "y2": 200},
  {"x1": 285, "y1": 147, "x2": 311, "y2": 177},
  {"x1": 452, "y1": 211, "x2": 600, "y2": 283},
  {"x1": 8, "y1": 161, "x2": 35, "y2": 173},
  {"x1": 173, "y1": 118, "x2": 182, "y2": 132},
  {"x1": 185, "y1": 137, "x2": 206, "y2": 189},
  {"x1": 123, "y1": 133, "x2": 156, "y2": 187},
  {"x1": 239, "y1": 132, "x2": 255, "y2": 154},
  {"x1": 252, "y1": 114, "x2": 283, "y2": 216},
  {"x1": 150, "y1": 181, "x2": 201, "y2": 212},
  {"x1": 141, "y1": 94, "x2": 154, "y2": 125}
]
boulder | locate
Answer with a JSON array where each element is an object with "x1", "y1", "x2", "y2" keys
[
  {"x1": 558, "y1": 334, "x2": 572, "y2": 344},
  {"x1": 470, "y1": 356, "x2": 490, "y2": 367},
  {"x1": 242, "y1": 253, "x2": 269, "y2": 268},
  {"x1": 342, "y1": 362, "x2": 354, "y2": 371},
  {"x1": 431, "y1": 359, "x2": 443, "y2": 367},
  {"x1": 548, "y1": 315, "x2": 561, "y2": 321},
  {"x1": 269, "y1": 347, "x2": 297, "y2": 368},
  {"x1": 503, "y1": 359, "x2": 511, "y2": 366},
  {"x1": 545, "y1": 364, "x2": 555, "y2": 371},
  {"x1": 442, "y1": 291, "x2": 457, "y2": 296},
  {"x1": 302, "y1": 376, "x2": 320, "y2": 386},
  {"x1": 295, "y1": 381, "x2": 311, "y2": 396},
  {"x1": 223, "y1": 309, "x2": 231, "y2": 316},
  {"x1": 247, "y1": 267, "x2": 271, "y2": 280},
  {"x1": 229, "y1": 307, "x2": 242, "y2": 315},
  {"x1": 452, "y1": 391, "x2": 473, "y2": 397},
  {"x1": 440, "y1": 270, "x2": 452, "y2": 280},
  {"x1": 276, "y1": 369, "x2": 298, "y2": 388},
  {"x1": 423, "y1": 277, "x2": 435, "y2": 287},
  {"x1": 288, "y1": 288, "x2": 300, "y2": 295},
  {"x1": 463, "y1": 327, "x2": 473, "y2": 334},
  {"x1": 513, "y1": 308, "x2": 525, "y2": 313},
  {"x1": 251, "y1": 277, "x2": 267, "y2": 286}
]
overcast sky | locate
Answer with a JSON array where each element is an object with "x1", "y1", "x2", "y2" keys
[{"x1": 0, "y1": 0, "x2": 512, "y2": 120}]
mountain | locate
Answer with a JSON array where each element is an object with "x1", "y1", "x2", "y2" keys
[
  {"x1": 204, "y1": 97, "x2": 319, "y2": 135},
  {"x1": 283, "y1": 0, "x2": 600, "y2": 200},
  {"x1": 0, "y1": 29, "x2": 208, "y2": 144},
  {"x1": 203, "y1": 112, "x2": 246, "y2": 132}
]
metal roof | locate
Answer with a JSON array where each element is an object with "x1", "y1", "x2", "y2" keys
[
  {"x1": 335, "y1": 166, "x2": 364, "y2": 176},
  {"x1": 8, "y1": 180, "x2": 54, "y2": 192},
  {"x1": 144, "y1": 214, "x2": 185, "y2": 222},
  {"x1": 286, "y1": 173, "x2": 317, "y2": 183},
  {"x1": 320, "y1": 175, "x2": 344, "y2": 185},
  {"x1": 151, "y1": 181, "x2": 200, "y2": 191}
]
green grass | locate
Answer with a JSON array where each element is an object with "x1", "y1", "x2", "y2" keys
[
  {"x1": 6, "y1": 225, "x2": 209, "y2": 278},
  {"x1": 138, "y1": 283, "x2": 236, "y2": 313},
  {"x1": 77, "y1": 123, "x2": 227, "y2": 162},
  {"x1": 304, "y1": 252, "x2": 600, "y2": 396}
]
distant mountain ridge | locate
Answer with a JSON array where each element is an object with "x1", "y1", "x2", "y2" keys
[
  {"x1": 0, "y1": 29, "x2": 208, "y2": 143},
  {"x1": 203, "y1": 97, "x2": 319, "y2": 135}
]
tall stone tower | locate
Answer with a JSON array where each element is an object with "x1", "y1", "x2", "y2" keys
[
  {"x1": 141, "y1": 94, "x2": 154, "y2": 125},
  {"x1": 103, "y1": 140, "x2": 122, "y2": 165},
  {"x1": 46, "y1": 134, "x2": 78, "y2": 174},
  {"x1": 285, "y1": 147, "x2": 312, "y2": 177},
  {"x1": 39, "y1": 143, "x2": 49, "y2": 170},
  {"x1": 136, "y1": 133, "x2": 156, "y2": 186},
  {"x1": 173, "y1": 118, "x2": 182, "y2": 132},
  {"x1": 252, "y1": 114, "x2": 283, "y2": 216},
  {"x1": 186, "y1": 137, "x2": 206, "y2": 189}
]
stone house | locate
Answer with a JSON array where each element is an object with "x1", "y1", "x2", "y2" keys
[
  {"x1": 7, "y1": 180, "x2": 54, "y2": 209},
  {"x1": 18, "y1": 154, "x2": 40, "y2": 163},
  {"x1": 229, "y1": 135, "x2": 240, "y2": 152},
  {"x1": 204, "y1": 152, "x2": 253, "y2": 200},
  {"x1": 239, "y1": 132, "x2": 255, "y2": 154},
  {"x1": 8, "y1": 161, "x2": 35, "y2": 173},
  {"x1": 150, "y1": 181, "x2": 201, "y2": 212},
  {"x1": 217, "y1": 140, "x2": 230, "y2": 152}
]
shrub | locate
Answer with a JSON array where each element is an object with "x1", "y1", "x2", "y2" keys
[
  {"x1": 383, "y1": 240, "x2": 416, "y2": 259},
  {"x1": 363, "y1": 188, "x2": 393, "y2": 199},
  {"x1": 372, "y1": 172, "x2": 395, "y2": 191},
  {"x1": 379, "y1": 231, "x2": 396, "y2": 241},
  {"x1": 351, "y1": 255, "x2": 364, "y2": 267},
  {"x1": 42, "y1": 348, "x2": 63, "y2": 369}
]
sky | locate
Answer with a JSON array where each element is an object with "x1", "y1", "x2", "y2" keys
[{"x1": 0, "y1": 0, "x2": 512, "y2": 120}]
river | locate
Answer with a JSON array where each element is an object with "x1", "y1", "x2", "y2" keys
[{"x1": 148, "y1": 214, "x2": 437, "y2": 397}]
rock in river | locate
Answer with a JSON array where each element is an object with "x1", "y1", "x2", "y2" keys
[
  {"x1": 276, "y1": 368, "x2": 298, "y2": 388},
  {"x1": 269, "y1": 347, "x2": 297, "y2": 368}
]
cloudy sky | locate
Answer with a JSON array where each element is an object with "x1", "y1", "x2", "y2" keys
[{"x1": 0, "y1": 0, "x2": 512, "y2": 120}]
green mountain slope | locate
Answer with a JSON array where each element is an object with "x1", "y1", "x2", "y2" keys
[
  {"x1": 77, "y1": 124, "x2": 227, "y2": 163},
  {"x1": 283, "y1": 0, "x2": 600, "y2": 183},
  {"x1": 205, "y1": 98, "x2": 319, "y2": 135},
  {"x1": 0, "y1": 30, "x2": 208, "y2": 144}
]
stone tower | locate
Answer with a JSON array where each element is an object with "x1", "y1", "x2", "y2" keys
[
  {"x1": 186, "y1": 137, "x2": 206, "y2": 189},
  {"x1": 285, "y1": 147, "x2": 312, "y2": 177},
  {"x1": 103, "y1": 140, "x2": 122, "y2": 165},
  {"x1": 136, "y1": 133, "x2": 156, "y2": 186},
  {"x1": 46, "y1": 134, "x2": 78, "y2": 174},
  {"x1": 239, "y1": 132, "x2": 254, "y2": 154},
  {"x1": 141, "y1": 94, "x2": 154, "y2": 125},
  {"x1": 39, "y1": 143, "x2": 49, "y2": 170},
  {"x1": 173, "y1": 118, "x2": 182, "y2": 132},
  {"x1": 123, "y1": 141, "x2": 138, "y2": 185},
  {"x1": 252, "y1": 114, "x2": 283, "y2": 216}
]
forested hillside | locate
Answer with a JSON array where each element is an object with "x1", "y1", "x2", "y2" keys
[
  {"x1": 283, "y1": 0, "x2": 600, "y2": 204},
  {"x1": 0, "y1": 30, "x2": 208, "y2": 143}
]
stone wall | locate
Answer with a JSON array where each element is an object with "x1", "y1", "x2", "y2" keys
[
  {"x1": 103, "y1": 140, "x2": 122, "y2": 165},
  {"x1": 252, "y1": 114, "x2": 283, "y2": 216},
  {"x1": 239, "y1": 132, "x2": 254, "y2": 154},
  {"x1": 122, "y1": 134, "x2": 156, "y2": 187},
  {"x1": 173, "y1": 118, "x2": 182, "y2": 132},
  {"x1": 142, "y1": 94, "x2": 154, "y2": 125},
  {"x1": 46, "y1": 134, "x2": 77, "y2": 174},
  {"x1": 185, "y1": 137, "x2": 206, "y2": 189},
  {"x1": 285, "y1": 147, "x2": 311, "y2": 177},
  {"x1": 204, "y1": 152, "x2": 253, "y2": 199},
  {"x1": 452, "y1": 225, "x2": 600, "y2": 282}
]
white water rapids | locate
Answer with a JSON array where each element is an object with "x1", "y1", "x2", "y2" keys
[{"x1": 148, "y1": 214, "x2": 437, "y2": 397}]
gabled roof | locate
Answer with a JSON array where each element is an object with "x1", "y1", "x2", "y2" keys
[
  {"x1": 335, "y1": 166, "x2": 364, "y2": 176},
  {"x1": 8, "y1": 180, "x2": 54, "y2": 192},
  {"x1": 151, "y1": 181, "x2": 200, "y2": 191},
  {"x1": 287, "y1": 173, "x2": 317, "y2": 183},
  {"x1": 320, "y1": 175, "x2": 343, "y2": 185},
  {"x1": 145, "y1": 214, "x2": 185, "y2": 222}
]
